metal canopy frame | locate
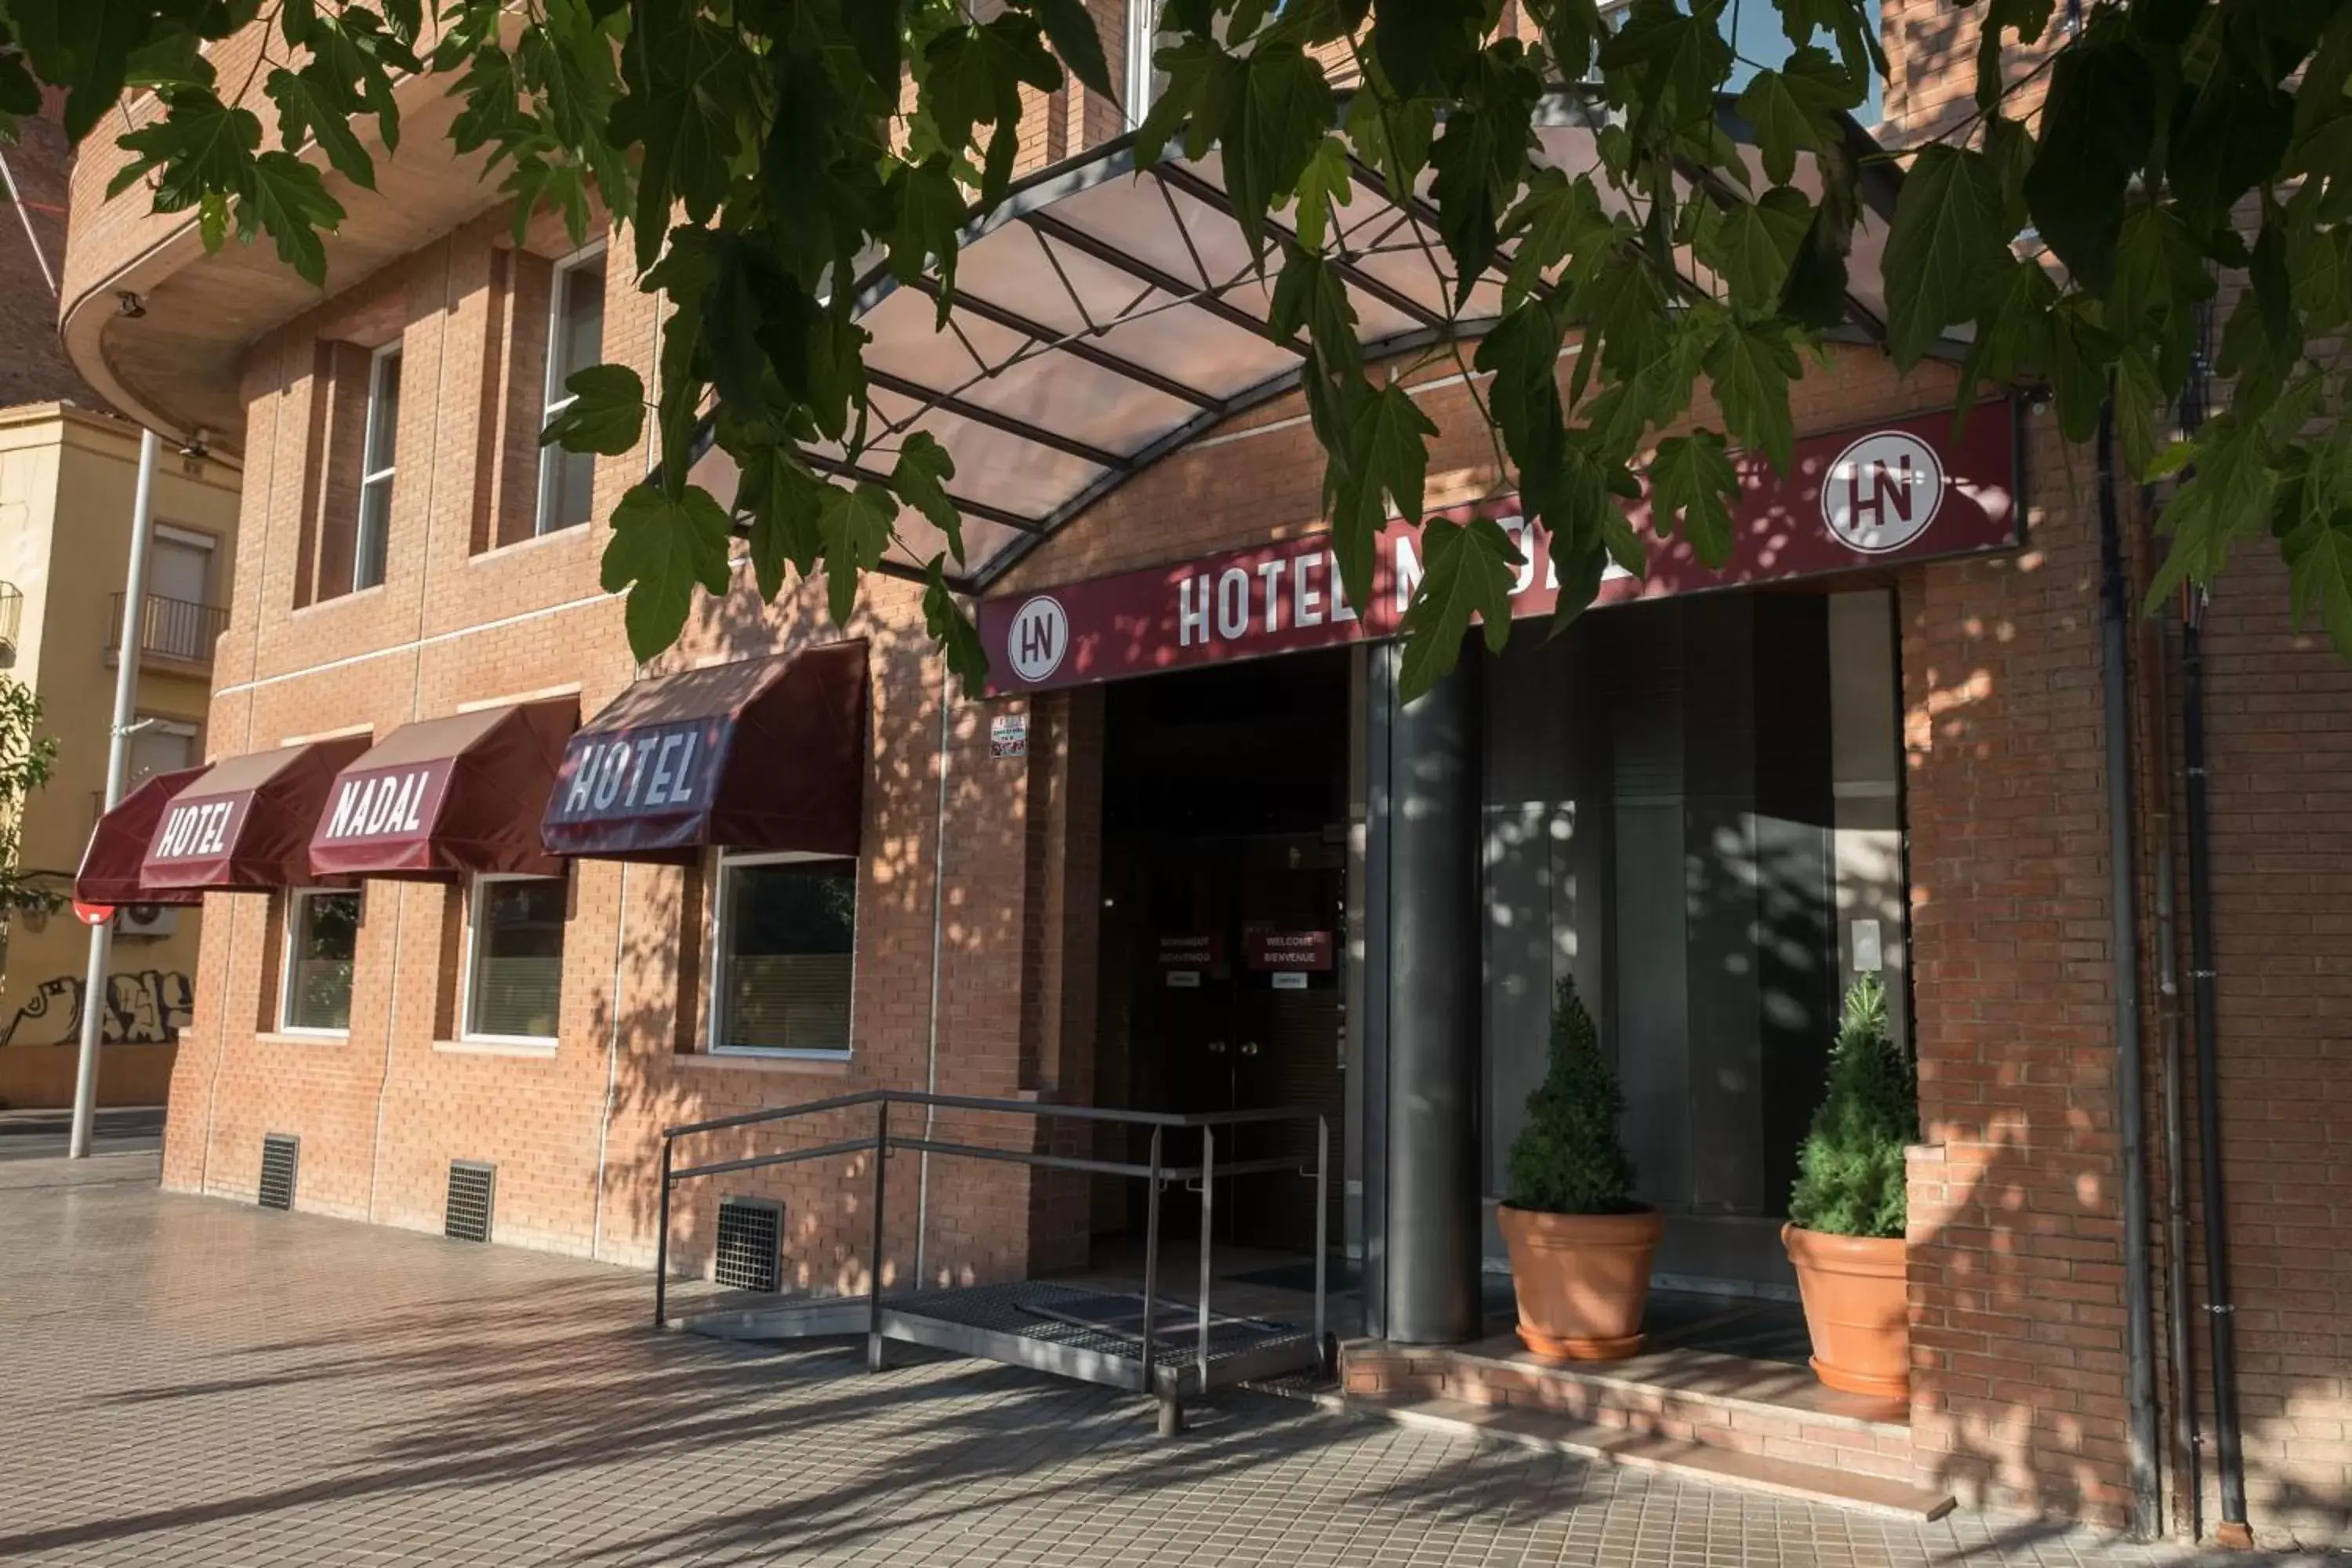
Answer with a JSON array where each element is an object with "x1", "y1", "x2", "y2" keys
[{"x1": 687, "y1": 85, "x2": 1907, "y2": 595}]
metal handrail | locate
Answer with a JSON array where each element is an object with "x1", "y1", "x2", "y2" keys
[{"x1": 655, "y1": 1087, "x2": 1330, "y2": 1413}]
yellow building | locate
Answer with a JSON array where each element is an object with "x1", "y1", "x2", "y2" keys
[{"x1": 0, "y1": 402, "x2": 239, "y2": 1108}]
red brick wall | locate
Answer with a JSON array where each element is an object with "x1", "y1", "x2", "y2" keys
[
  {"x1": 1, "y1": 97, "x2": 100, "y2": 406},
  {"x1": 2161, "y1": 557, "x2": 2352, "y2": 1548}
]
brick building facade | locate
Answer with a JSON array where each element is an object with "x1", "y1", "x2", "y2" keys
[{"x1": 56, "y1": 3, "x2": 2348, "y2": 1553}]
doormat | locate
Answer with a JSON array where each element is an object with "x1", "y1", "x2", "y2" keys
[
  {"x1": 1223, "y1": 1258, "x2": 1363, "y2": 1294},
  {"x1": 1018, "y1": 1292, "x2": 1281, "y2": 1341}
]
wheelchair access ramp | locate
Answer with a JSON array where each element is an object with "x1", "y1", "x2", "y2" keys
[{"x1": 653, "y1": 1091, "x2": 1332, "y2": 1432}]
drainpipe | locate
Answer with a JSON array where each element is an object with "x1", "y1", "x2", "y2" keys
[
  {"x1": 2096, "y1": 394, "x2": 2163, "y2": 1540},
  {"x1": 2151, "y1": 756, "x2": 2200, "y2": 1541},
  {"x1": 2180, "y1": 594, "x2": 2251, "y2": 1548}
]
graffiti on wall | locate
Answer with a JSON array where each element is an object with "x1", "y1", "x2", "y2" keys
[{"x1": 0, "y1": 971, "x2": 194, "y2": 1046}]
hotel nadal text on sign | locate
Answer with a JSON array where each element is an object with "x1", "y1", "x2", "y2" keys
[{"x1": 978, "y1": 404, "x2": 2020, "y2": 695}]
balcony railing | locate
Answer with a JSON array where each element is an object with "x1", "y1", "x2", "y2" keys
[
  {"x1": 107, "y1": 593, "x2": 228, "y2": 666},
  {"x1": 0, "y1": 583, "x2": 21, "y2": 652}
]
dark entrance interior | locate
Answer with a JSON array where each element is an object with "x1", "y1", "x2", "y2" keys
[{"x1": 1091, "y1": 649, "x2": 1351, "y2": 1261}]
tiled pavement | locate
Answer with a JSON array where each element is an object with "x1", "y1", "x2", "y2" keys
[{"x1": 0, "y1": 1155, "x2": 2320, "y2": 1566}]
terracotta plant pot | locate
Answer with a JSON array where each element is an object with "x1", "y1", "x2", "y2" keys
[
  {"x1": 1496, "y1": 1203, "x2": 1662, "y2": 1362},
  {"x1": 1783, "y1": 1222, "x2": 1909, "y2": 1402}
]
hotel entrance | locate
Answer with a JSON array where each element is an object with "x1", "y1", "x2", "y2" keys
[{"x1": 1090, "y1": 649, "x2": 1352, "y2": 1263}]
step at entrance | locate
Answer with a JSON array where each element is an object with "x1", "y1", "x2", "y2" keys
[{"x1": 1328, "y1": 1335, "x2": 1953, "y2": 1519}]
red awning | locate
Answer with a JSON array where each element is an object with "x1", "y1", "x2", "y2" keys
[
  {"x1": 540, "y1": 641, "x2": 867, "y2": 863},
  {"x1": 76, "y1": 768, "x2": 209, "y2": 907},
  {"x1": 309, "y1": 701, "x2": 577, "y2": 880},
  {"x1": 141, "y1": 735, "x2": 372, "y2": 892}
]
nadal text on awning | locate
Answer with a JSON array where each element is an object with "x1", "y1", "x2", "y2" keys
[
  {"x1": 975, "y1": 401, "x2": 2023, "y2": 695},
  {"x1": 310, "y1": 702, "x2": 576, "y2": 880}
]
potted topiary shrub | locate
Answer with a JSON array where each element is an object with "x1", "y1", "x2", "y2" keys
[
  {"x1": 1783, "y1": 974, "x2": 1918, "y2": 1402},
  {"x1": 1497, "y1": 975, "x2": 1661, "y2": 1362}
]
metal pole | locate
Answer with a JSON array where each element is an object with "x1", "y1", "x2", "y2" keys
[
  {"x1": 866, "y1": 1098, "x2": 890, "y2": 1373},
  {"x1": 1139, "y1": 1125, "x2": 1163, "y2": 1396},
  {"x1": 1196, "y1": 1125, "x2": 1215, "y2": 1385},
  {"x1": 1142, "y1": 1126, "x2": 1169, "y2": 1433},
  {"x1": 1313, "y1": 1116, "x2": 1329, "y2": 1359},
  {"x1": 2183, "y1": 614, "x2": 2251, "y2": 1546},
  {"x1": 69, "y1": 427, "x2": 161, "y2": 1160},
  {"x1": 655, "y1": 1136, "x2": 673, "y2": 1328}
]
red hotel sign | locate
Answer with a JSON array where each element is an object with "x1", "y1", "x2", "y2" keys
[{"x1": 978, "y1": 401, "x2": 2022, "y2": 695}]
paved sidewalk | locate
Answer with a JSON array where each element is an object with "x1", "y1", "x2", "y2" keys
[{"x1": 0, "y1": 1156, "x2": 2313, "y2": 1566}]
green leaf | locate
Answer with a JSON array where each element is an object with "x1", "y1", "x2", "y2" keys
[
  {"x1": 601, "y1": 482, "x2": 734, "y2": 662},
  {"x1": 884, "y1": 157, "x2": 964, "y2": 319},
  {"x1": 1734, "y1": 48, "x2": 1857, "y2": 186},
  {"x1": 1229, "y1": 42, "x2": 1335, "y2": 259},
  {"x1": 1881, "y1": 143, "x2": 2006, "y2": 366},
  {"x1": 1648, "y1": 430, "x2": 1740, "y2": 565},
  {"x1": 1697, "y1": 187, "x2": 1809, "y2": 311},
  {"x1": 1500, "y1": 168, "x2": 1611, "y2": 311},
  {"x1": 2283, "y1": 506, "x2": 2352, "y2": 659},
  {"x1": 1348, "y1": 379, "x2": 1437, "y2": 528},
  {"x1": 2020, "y1": 32, "x2": 2155, "y2": 292},
  {"x1": 263, "y1": 67, "x2": 375, "y2": 187},
  {"x1": 1268, "y1": 242, "x2": 1361, "y2": 368},
  {"x1": 542, "y1": 364, "x2": 646, "y2": 455},
  {"x1": 1026, "y1": 0, "x2": 1114, "y2": 99},
  {"x1": 2113, "y1": 346, "x2": 2169, "y2": 481},
  {"x1": 1956, "y1": 253, "x2": 2058, "y2": 401},
  {"x1": 1290, "y1": 136, "x2": 1356, "y2": 253},
  {"x1": 735, "y1": 444, "x2": 826, "y2": 602},
  {"x1": 1703, "y1": 316, "x2": 1802, "y2": 472},
  {"x1": 1369, "y1": 0, "x2": 1485, "y2": 97},
  {"x1": 924, "y1": 556, "x2": 991, "y2": 696},
  {"x1": 1599, "y1": 0, "x2": 1734, "y2": 134},
  {"x1": 818, "y1": 481, "x2": 898, "y2": 626},
  {"x1": 1428, "y1": 50, "x2": 1542, "y2": 304},
  {"x1": 1398, "y1": 515, "x2": 1523, "y2": 702},
  {"x1": 2147, "y1": 412, "x2": 2275, "y2": 609},
  {"x1": 925, "y1": 16, "x2": 1061, "y2": 209},
  {"x1": 893, "y1": 431, "x2": 964, "y2": 564},
  {"x1": 239, "y1": 150, "x2": 345, "y2": 285}
]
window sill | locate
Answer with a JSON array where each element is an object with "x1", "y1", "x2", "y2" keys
[
  {"x1": 434, "y1": 1037, "x2": 558, "y2": 1059},
  {"x1": 260, "y1": 1029, "x2": 350, "y2": 1046},
  {"x1": 471, "y1": 524, "x2": 588, "y2": 565},
  {"x1": 290, "y1": 584, "x2": 388, "y2": 619},
  {"x1": 672, "y1": 1051, "x2": 852, "y2": 1076}
]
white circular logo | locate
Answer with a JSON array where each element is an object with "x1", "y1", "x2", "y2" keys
[
  {"x1": 1823, "y1": 431, "x2": 1944, "y2": 554},
  {"x1": 1006, "y1": 595, "x2": 1069, "y2": 684}
]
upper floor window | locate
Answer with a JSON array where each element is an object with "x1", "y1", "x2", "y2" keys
[
  {"x1": 536, "y1": 246, "x2": 606, "y2": 536},
  {"x1": 294, "y1": 334, "x2": 402, "y2": 608},
  {"x1": 354, "y1": 343, "x2": 401, "y2": 592}
]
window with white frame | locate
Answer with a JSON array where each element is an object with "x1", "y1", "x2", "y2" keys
[
  {"x1": 281, "y1": 889, "x2": 361, "y2": 1033},
  {"x1": 535, "y1": 246, "x2": 607, "y2": 535},
  {"x1": 354, "y1": 343, "x2": 401, "y2": 590},
  {"x1": 464, "y1": 874, "x2": 568, "y2": 1040},
  {"x1": 710, "y1": 853, "x2": 856, "y2": 1055}
]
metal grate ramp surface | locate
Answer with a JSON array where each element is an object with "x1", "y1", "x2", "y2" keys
[{"x1": 877, "y1": 1280, "x2": 1323, "y2": 1399}]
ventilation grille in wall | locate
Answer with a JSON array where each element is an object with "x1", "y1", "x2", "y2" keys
[
  {"x1": 714, "y1": 1196, "x2": 784, "y2": 1294},
  {"x1": 258, "y1": 1134, "x2": 299, "y2": 1210},
  {"x1": 444, "y1": 1160, "x2": 496, "y2": 1243}
]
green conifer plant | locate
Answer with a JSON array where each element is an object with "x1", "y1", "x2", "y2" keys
[
  {"x1": 1505, "y1": 975, "x2": 1637, "y2": 1216},
  {"x1": 1787, "y1": 976, "x2": 1918, "y2": 1240}
]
